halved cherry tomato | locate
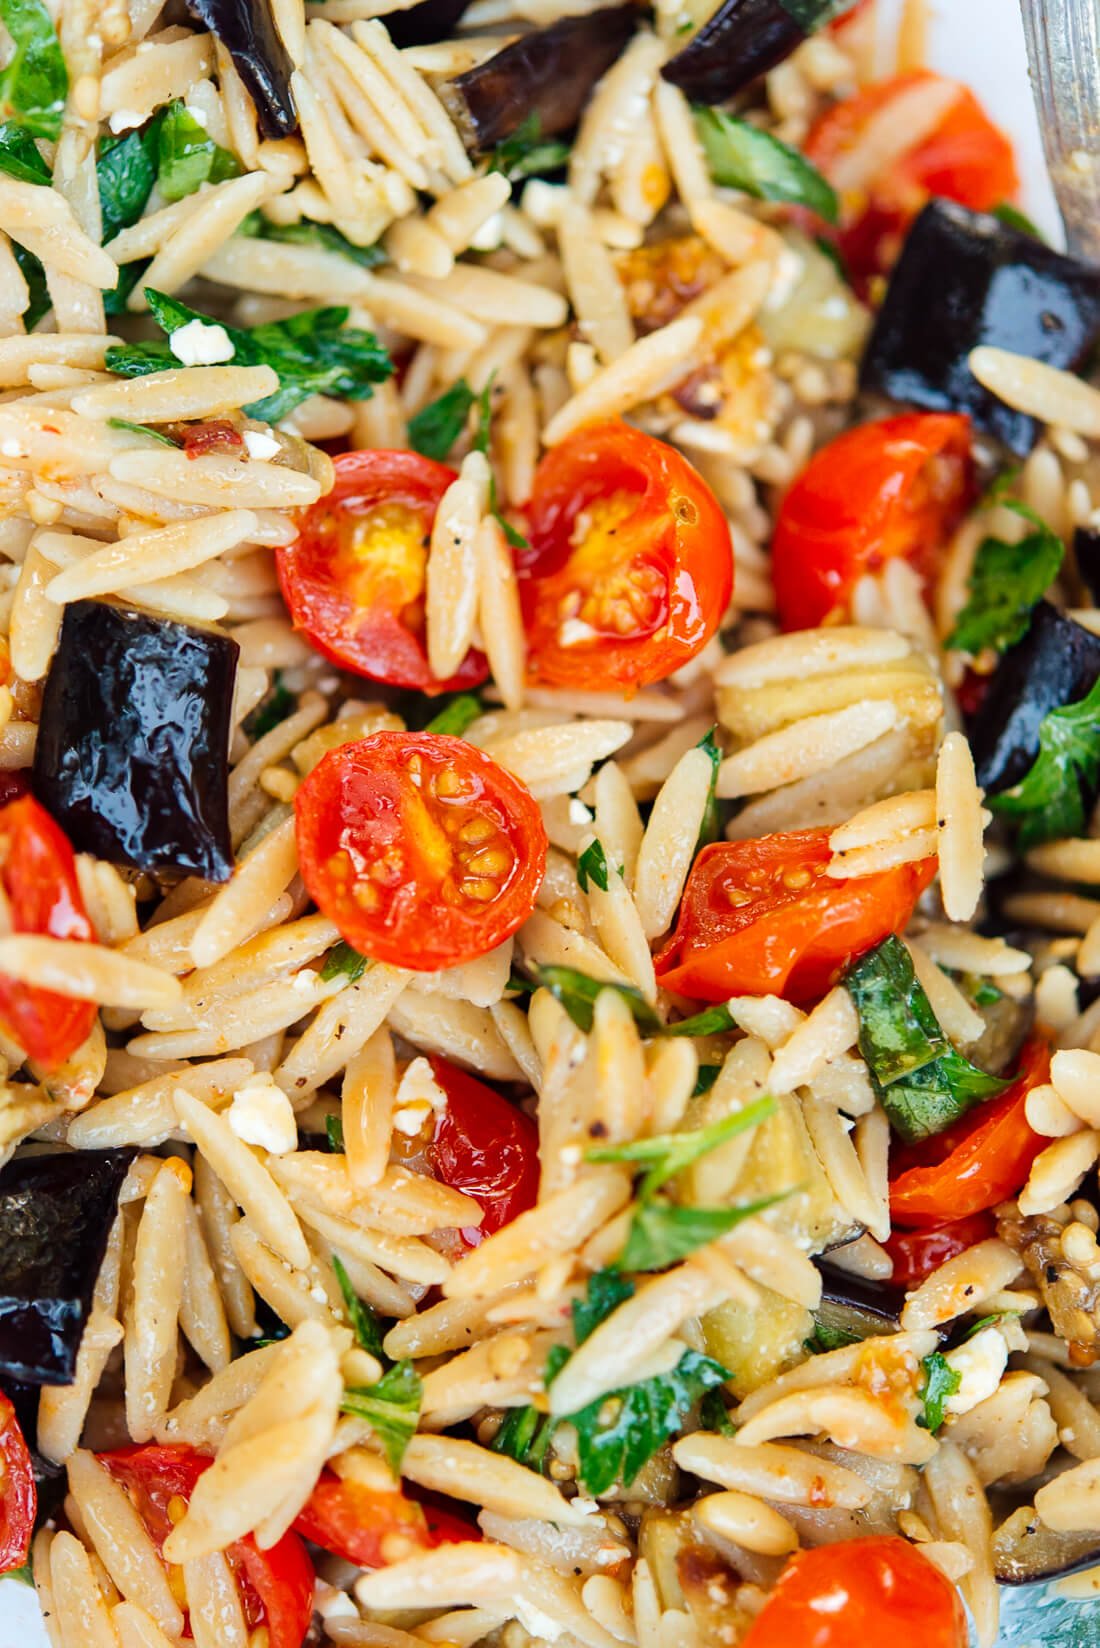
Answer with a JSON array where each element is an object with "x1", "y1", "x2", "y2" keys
[
  {"x1": 890, "y1": 1036, "x2": 1049, "y2": 1226},
  {"x1": 518, "y1": 421, "x2": 733, "y2": 691},
  {"x1": 295, "y1": 732, "x2": 547, "y2": 971},
  {"x1": 742, "y1": 1536, "x2": 967, "y2": 1648},
  {"x1": 99, "y1": 1444, "x2": 314, "y2": 1648},
  {"x1": 883, "y1": 1211, "x2": 996, "y2": 1286},
  {"x1": 806, "y1": 70, "x2": 1018, "y2": 287},
  {"x1": 0, "y1": 1391, "x2": 35, "y2": 1575},
  {"x1": 277, "y1": 450, "x2": 488, "y2": 695},
  {"x1": 0, "y1": 794, "x2": 97, "y2": 1069},
  {"x1": 654, "y1": 829, "x2": 935, "y2": 1004},
  {"x1": 771, "y1": 413, "x2": 973, "y2": 632},
  {"x1": 293, "y1": 1472, "x2": 447, "y2": 1567}
]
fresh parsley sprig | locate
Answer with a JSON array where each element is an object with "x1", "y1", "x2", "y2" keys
[
  {"x1": 917, "y1": 1350, "x2": 961, "y2": 1434},
  {"x1": 341, "y1": 1360, "x2": 422, "y2": 1475},
  {"x1": 947, "y1": 500, "x2": 1063, "y2": 655},
  {"x1": 534, "y1": 963, "x2": 736, "y2": 1039},
  {"x1": 988, "y1": 673, "x2": 1100, "y2": 849},
  {"x1": 694, "y1": 106, "x2": 838, "y2": 222},
  {"x1": 0, "y1": 0, "x2": 67, "y2": 141}
]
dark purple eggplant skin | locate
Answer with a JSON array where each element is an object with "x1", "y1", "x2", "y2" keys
[
  {"x1": 446, "y1": 4, "x2": 637, "y2": 152},
  {"x1": 386, "y1": 0, "x2": 472, "y2": 48},
  {"x1": 185, "y1": 0, "x2": 296, "y2": 139},
  {"x1": 0, "y1": 1149, "x2": 133, "y2": 1385},
  {"x1": 662, "y1": 0, "x2": 805, "y2": 105},
  {"x1": 966, "y1": 601, "x2": 1100, "y2": 794},
  {"x1": 815, "y1": 1261, "x2": 906, "y2": 1331},
  {"x1": 33, "y1": 600, "x2": 239, "y2": 882},
  {"x1": 861, "y1": 200, "x2": 1100, "y2": 455},
  {"x1": 1074, "y1": 525, "x2": 1100, "y2": 607}
]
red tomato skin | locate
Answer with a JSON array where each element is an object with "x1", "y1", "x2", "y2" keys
[
  {"x1": 294, "y1": 732, "x2": 547, "y2": 972},
  {"x1": 99, "y1": 1445, "x2": 314, "y2": 1648},
  {"x1": 292, "y1": 1472, "x2": 433, "y2": 1568},
  {"x1": 883, "y1": 1211, "x2": 996, "y2": 1286},
  {"x1": 742, "y1": 1536, "x2": 967, "y2": 1648},
  {"x1": 519, "y1": 421, "x2": 733, "y2": 691},
  {"x1": 654, "y1": 829, "x2": 936, "y2": 1004},
  {"x1": 0, "y1": 795, "x2": 97, "y2": 1069},
  {"x1": 277, "y1": 450, "x2": 488, "y2": 695},
  {"x1": 890, "y1": 1037, "x2": 1050, "y2": 1226},
  {"x1": 771, "y1": 413, "x2": 973, "y2": 632},
  {"x1": 0, "y1": 1392, "x2": 35, "y2": 1575},
  {"x1": 426, "y1": 1057, "x2": 539, "y2": 1245}
]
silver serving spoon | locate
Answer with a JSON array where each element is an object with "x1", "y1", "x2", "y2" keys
[{"x1": 1020, "y1": 0, "x2": 1100, "y2": 260}]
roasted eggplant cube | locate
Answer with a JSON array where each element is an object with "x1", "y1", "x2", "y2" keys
[
  {"x1": 34, "y1": 601, "x2": 239, "y2": 881},
  {"x1": 861, "y1": 200, "x2": 1100, "y2": 455},
  {"x1": 1074, "y1": 525, "x2": 1100, "y2": 606},
  {"x1": 662, "y1": 0, "x2": 807, "y2": 106},
  {"x1": 444, "y1": 4, "x2": 637, "y2": 153},
  {"x1": 0, "y1": 1149, "x2": 132, "y2": 1384},
  {"x1": 386, "y1": 0, "x2": 472, "y2": 48},
  {"x1": 184, "y1": 0, "x2": 296, "y2": 139},
  {"x1": 967, "y1": 601, "x2": 1100, "y2": 794}
]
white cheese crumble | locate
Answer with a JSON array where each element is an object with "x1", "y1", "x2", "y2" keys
[
  {"x1": 391, "y1": 1056, "x2": 448, "y2": 1136},
  {"x1": 228, "y1": 1075, "x2": 298, "y2": 1155},
  {"x1": 108, "y1": 108, "x2": 147, "y2": 133},
  {"x1": 242, "y1": 429, "x2": 281, "y2": 461},
  {"x1": 568, "y1": 799, "x2": 593, "y2": 825},
  {"x1": 0, "y1": 440, "x2": 24, "y2": 458},
  {"x1": 942, "y1": 1326, "x2": 1009, "y2": 1418},
  {"x1": 169, "y1": 318, "x2": 235, "y2": 367}
]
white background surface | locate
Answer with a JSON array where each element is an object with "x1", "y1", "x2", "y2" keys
[{"x1": 0, "y1": 3, "x2": 1061, "y2": 1645}]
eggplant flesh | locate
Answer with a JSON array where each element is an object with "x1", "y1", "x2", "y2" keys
[
  {"x1": 966, "y1": 601, "x2": 1100, "y2": 794},
  {"x1": 444, "y1": 4, "x2": 638, "y2": 153},
  {"x1": 33, "y1": 600, "x2": 239, "y2": 882},
  {"x1": 993, "y1": 1503, "x2": 1100, "y2": 1585},
  {"x1": 661, "y1": 0, "x2": 806, "y2": 105},
  {"x1": 814, "y1": 1262, "x2": 906, "y2": 1340},
  {"x1": 185, "y1": 0, "x2": 296, "y2": 139},
  {"x1": 0, "y1": 1149, "x2": 132, "y2": 1384},
  {"x1": 861, "y1": 199, "x2": 1100, "y2": 456},
  {"x1": 386, "y1": 0, "x2": 472, "y2": 48}
]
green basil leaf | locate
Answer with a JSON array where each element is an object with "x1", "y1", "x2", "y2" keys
[
  {"x1": 332, "y1": 1253, "x2": 385, "y2": 1359},
  {"x1": 695, "y1": 726, "x2": 723, "y2": 851},
  {"x1": 692, "y1": 1063, "x2": 722, "y2": 1097},
  {"x1": 618, "y1": 1192, "x2": 788, "y2": 1273},
  {"x1": 804, "y1": 1318, "x2": 862, "y2": 1355},
  {"x1": 844, "y1": 934, "x2": 949, "y2": 1086},
  {"x1": 694, "y1": 106, "x2": 838, "y2": 222},
  {"x1": 989, "y1": 674, "x2": 1100, "y2": 849},
  {"x1": 917, "y1": 1350, "x2": 961, "y2": 1434},
  {"x1": 947, "y1": 501, "x2": 1063, "y2": 655},
  {"x1": 698, "y1": 1388, "x2": 736, "y2": 1436},
  {"x1": 567, "y1": 1349, "x2": 729, "y2": 1495},
  {"x1": 586, "y1": 1094, "x2": 775, "y2": 1200},
  {"x1": 97, "y1": 119, "x2": 163, "y2": 242},
  {"x1": 244, "y1": 672, "x2": 296, "y2": 740},
  {"x1": 106, "y1": 417, "x2": 180, "y2": 447},
  {"x1": 423, "y1": 691, "x2": 483, "y2": 737},
  {"x1": 325, "y1": 1113, "x2": 345, "y2": 1154},
  {"x1": 878, "y1": 1050, "x2": 1008, "y2": 1145},
  {"x1": 534, "y1": 963, "x2": 736, "y2": 1041},
  {"x1": 407, "y1": 377, "x2": 476, "y2": 462},
  {"x1": 239, "y1": 211, "x2": 386, "y2": 268},
  {"x1": 489, "y1": 112, "x2": 570, "y2": 181},
  {"x1": 0, "y1": 120, "x2": 47, "y2": 183},
  {"x1": 156, "y1": 101, "x2": 240, "y2": 202},
  {"x1": 341, "y1": 1360, "x2": 421, "y2": 1474},
  {"x1": 662, "y1": 1003, "x2": 737, "y2": 1037},
  {"x1": 577, "y1": 839, "x2": 610, "y2": 894},
  {"x1": 11, "y1": 240, "x2": 47, "y2": 328},
  {"x1": 572, "y1": 1268, "x2": 634, "y2": 1345},
  {"x1": 320, "y1": 941, "x2": 368, "y2": 984},
  {"x1": 0, "y1": 0, "x2": 67, "y2": 140}
]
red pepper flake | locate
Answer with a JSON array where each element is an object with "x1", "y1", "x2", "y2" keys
[{"x1": 178, "y1": 421, "x2": 246, "y2": 461}]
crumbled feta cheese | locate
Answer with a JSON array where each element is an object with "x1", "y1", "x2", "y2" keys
[
  {"x1": 571, "y1": 1496, "x2": 600, "y2": 1516},
  {"x1": 243, "y1": 429, "x2": 281, "y2": 461},
  {"x1": 227, "y1": 1075, "x2": 298, "y2": 1154},
  {"x1": 169, "y1": 318, "x2": 235, "y2": 367},
  {"x1": 108, "y1": 108, "x2": 147, "y2": 133},
  {"x1": 292, "y1": 969, "x2": 317, "y2": 993},
  {"x1": 183, "y1": 102, "x2": 208, "y2": 128},
  {"x1": 557, "y1": 617, "x2": 599, "y2": 648},
  {"x1": 392, "y1": 1056, "x2": 448, "y2": 1136},
  {"x1": 943, "y1": 1326, "x2": 1009, "y2": 1418},
  {"x1": 568, "y1": 799, "x2": 592, "y2": 825},
  {"x1": 0, "y1": 440, "x2": 23, "y2": 458},
  {"x1": 513, "y1": 1600, "x2": 566, "y2": 1642}
]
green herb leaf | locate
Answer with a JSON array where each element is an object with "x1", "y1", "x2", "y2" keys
[
  {"x1": 534, "y1": 963, "x2": 736, "y2": 1041},
  {"x1": 918, "y1": 1350, "x2": 961, "y2": 1434},
  {"x1": 239, "y1": 211, "x2": 386, "y2": 268},
  {"x1": 694, "y1": 107, "x2": 838, "y2": 222},
  {"x1": 698, "y1": 1388, "x2": 736, "y2": 1436},
  {"x1": 491, "y1": 1404, "x2": 548, "y2": 1466},
  {"x1": 11, "y1": 239, "x2": 47, "y2": 329},
  {"x1": 577, "y1": 839, "x2": 610, "y2": 894},
  {"x1": 107, "y1": 417, "x2": 180, "y2": 447},
  {"x1": 804, "y1": 1318, "x2": 862, "y2": 1355},
  {"x1": 325, "y1": 1113, "x2": 345, "y2": 1154},
  {"x1": 568, "y1": 1348, "x2": 729, "y2": 1495},
  {"x1": 102, "y1": 258, "x2": 150, "y2": 318},
  {"x1": 879, "y1": 1049, "x2": 1009, "y2": 1146},
  {"x1": 341, "y1": 1360, "x2": 421, "y2": 1474},
  {"x1": 407, "y1": 377, "x2": 476, "y2": 462},
  {"x1": 97, "y1": 119, "x2": 163, "y2": 243},
  {"x1": 332, "y1": 1253, "x2": 384, "y2": 1358},
  {"x1": 993, "y1": 201, "x2": 1044, "y2": 240},
  {"x1": 586, "y1": 1095, "x2": 775, "y2": 1200},
  {"x1": 988, "y1": 674, "x2": 1100, "y2": 849},
  {"x1": 947, "y1": 501, "x2": 1063, "y2": 655},
  {"x1": 321, "y1": 941, "x2": 368, "y2": 984},
  {"x1": 664, "y1": 1003, "x2": 737, "y2": 1037},
  {"x1": 245, "y1": 672, "x2": 296, "y2": 740},
  {"x1": 157, "y1": 101, "x2": 240, "y2": 202},
  {"x1": 692, "y1": 1063, "x2": 722, "y2": 1097},
  {"x1": 572, "y1": 1268, "x2": 634, "y2": 1344},
  {"x1": 106, "y1": 288, "x2": 392, "y2": 424},
  {"x1": 423, "y1": 691, "x2": 483, "y2": 737},
  {"x1": 619, "y1": 1192, "x2": 787, "y2": 1272},
  {"x1": 0, "y1": 121, "x2": 47, "y2": 183},
  {"x1": 0, "y1": 0, "x2": 67, "y2": 140},
  {"x1": 695, "y1": 727, "x2": 723, "y2": 851},
  {"x1": 489, "y1": 112, "x2": 570, "y2": 181},
  {"x1": 472, "y1": 373, "x2": 528, "y2": 549}
]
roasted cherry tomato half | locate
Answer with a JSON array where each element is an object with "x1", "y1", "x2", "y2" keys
[
  {"x1": 277, "y1": 450, "x2": 488, "y2": 695},
  {"x1": 890, "y1": 1035, "x2": 1049, "y2": 1225},
  {"x1": 0, "y1": 1391, "x2": 35, "y2": 1576},
  {"x1": 654, "y1": 828, "x2": 935, "y2": 1004},
  {"x1": 771, "y1": 413, "x2": 973, "y2": 632},
  {"x1": 99, "y1": 1444, "x2": 315, "y2": 1648},
  {"x1": 806, "y1": 70, "x2": 1018, "y2": 288},
  {"x1": 291, "y1": 1471, "x2": 474, "y2": 1567},
  {"x1": 295, "y1": 732, "x2": 547, "y2": 972},
  {"x1": 518, "y1": 420, "x2": 733, "y2": 691},
  {"x1": 742, "y1": 1536, "x2": 967, "y2": 1648},
  {"x1": 0, "y1": 794, "x2": 97, "y2": 1070},
  {"x1": 883, "y1": 1210, "x2": 996, "y2": 1286}
]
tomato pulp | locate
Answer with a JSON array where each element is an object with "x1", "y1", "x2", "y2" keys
[
  {"x1": 771, "y1": 413, "x2": 973, "y2": 632},
  {"x1": 654, "y1": 828, "x2": 936, "y2": 1004},
  {"x1": 277, "y1": 449, "x2": 488, "y2": 694},
  {"x1": 294, "y1": 732, "x2": 547, "y2": 972},
  {"x1": 519, "y1": 420, "x2": 733, "y2": 691},
  {"x1": 0, "y1": 1392, "x2": 35, "y2": 1576}
]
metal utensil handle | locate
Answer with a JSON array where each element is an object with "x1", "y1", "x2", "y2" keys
[{"x1": 1019, "y1": 0, "x2": 1100, "y2": 259}]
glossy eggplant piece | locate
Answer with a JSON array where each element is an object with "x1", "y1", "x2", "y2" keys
[
  {"x1": 663, "y1": 0, "x2": 824, "y2": 106},
  {"x1": 861, "y1": 200, "x2": 1100, "y2": 455},
  {"x1": 184, "y1": 0, "x2": 296, "y2": 139},
  {"x1": 386, "y1": 0, "x2": 472, "y2": 48},
  {"x1": 0, "y1": 1149, "x2": 132, "y2": 1384},
  {"x1": 1073, "y1": 525, "x2": 1100, "y2": 606},
  {"x1": 966, "y1": 600, "x2": 1100, "y2": 793},
  {"x1": 443, "y1": 4, "x2": 637, "y2": 153},
  {"x1": 994, "y1": 1504, "x2": 1100, "y2": 1585},
  {"x1": 814, "y1": 1262, "x2": 906, "y2": 1341},
  {"x1": 34, "y1": 600, "x2": 239, "y2": 881}
]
